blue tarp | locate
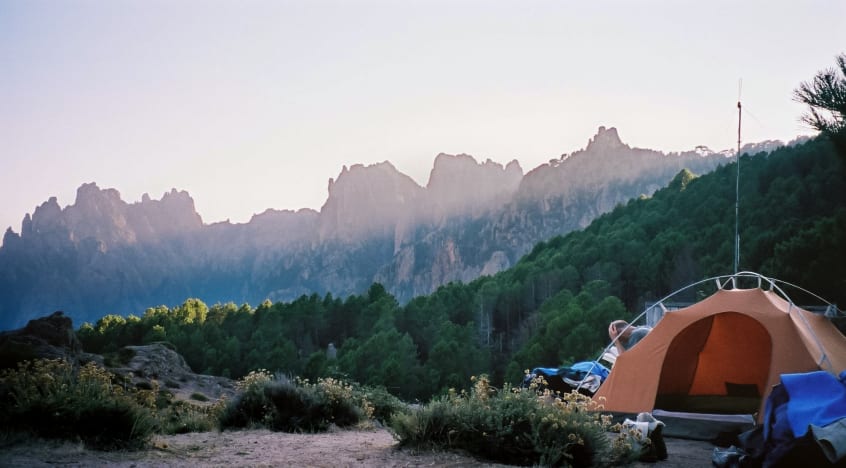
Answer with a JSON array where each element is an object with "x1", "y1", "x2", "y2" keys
[{"x1": 781, "y1": 370, "x2": 846, "y2": 437}]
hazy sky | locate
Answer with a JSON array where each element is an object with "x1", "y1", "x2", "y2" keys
[{"x1": 2, "y1": 1, "x2": 845, "y2": 239}]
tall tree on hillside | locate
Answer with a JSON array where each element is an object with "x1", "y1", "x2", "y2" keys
[{"x1": 794, "y1": 53, "x2": 846, "y2": 157}]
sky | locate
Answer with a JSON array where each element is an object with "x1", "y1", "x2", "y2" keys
[{"x1": 2, "y1": 0, "x2": 845, "y2": 240}]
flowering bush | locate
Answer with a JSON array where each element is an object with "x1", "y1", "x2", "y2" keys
[
  {"x1": 389, "y1": 374, "x2": 636, "y2": 467},
  {"x1": 159, "y1": 399, "x2": 222, "y2": 434},
  {"x1": 352, "y1": 384, "x2": 406, "y2": 423},
  {"x1": 219, "y1": 372, "x2": 379, "y2": 432},
  {"x1": 0, "y1": 359, "x2": 157, "y2": 450}
]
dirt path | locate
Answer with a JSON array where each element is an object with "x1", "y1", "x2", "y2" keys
[{"x1": 0, "y1": 428, "x2": 716, "y2": 467}]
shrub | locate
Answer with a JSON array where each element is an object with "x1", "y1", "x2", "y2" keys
[
  {"x1": 190, "y1": 392, "x2": 209, "y2": 402},
  {"x1": 352, "y1": 384, "x2": 407, "y2": 423},
  {"x1": 218, "y1": 370, "x2": 366, "y2": 432},
  {"x1": 389, "y1": 375, "x2": 635, "y2": 467},
  {"x1": 159, "y1": 399, "x2": 223, "y2": 434},
  {"x1": 309, "y1": 377, "x2": 365, "y2": 428},
  {"x1": 0, "y1": 359, "x2": 157, "y2": 450}
]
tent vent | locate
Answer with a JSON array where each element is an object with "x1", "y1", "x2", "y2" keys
[{"x1": 824, "y1": 304, "x2": 842, "y2": 318}]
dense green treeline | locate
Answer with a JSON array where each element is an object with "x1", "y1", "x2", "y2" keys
[
  {"x1": 79, "y1": 137, "x2": 846, "y2": 401},
  {"x1": 78, "y1": 286, "x2": 492, "y2": 401}
]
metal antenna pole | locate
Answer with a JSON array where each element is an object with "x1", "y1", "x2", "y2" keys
[{"x1": 734, "y1": 80, "x2": 742, "y2": 274}]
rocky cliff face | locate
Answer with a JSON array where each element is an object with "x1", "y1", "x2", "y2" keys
[
  {"x1": 519, "y1": 126, "x2": 719, "y2": 206},
  {"x1": 425, "y1": 154, "x2": 522, "y2": 222},
  {"x1": 0, "y1": 127, "x2": 737, "y2": 329},
  {"x1": 0, "y1": 184, "x2": 211, "y2": 329},
  {"x1": 13, "y1": 183, "x2": 204, "y2": 251},
  {"x1": 319, "y1": 162, "x2": 424, "y2": 243},
  {"x1": 370, "y1": 127, "x2": 729, "y2": 300}
]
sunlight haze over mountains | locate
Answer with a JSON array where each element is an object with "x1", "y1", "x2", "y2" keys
[{"x1": 2, "y1": 0, "x2": 845, "y2": 240}]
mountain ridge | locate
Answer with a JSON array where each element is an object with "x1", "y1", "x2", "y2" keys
[{"x1": 0, "y1": 127, "x2": 799, "y2": 329}]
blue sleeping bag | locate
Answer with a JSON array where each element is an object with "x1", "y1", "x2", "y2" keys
[{"x1": 523, "y1": 361, "x2": 610, "y2": 395}]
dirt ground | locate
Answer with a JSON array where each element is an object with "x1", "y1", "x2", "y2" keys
[{"x1": 0, "y1": 427, "x2": 716, "y2": 467}]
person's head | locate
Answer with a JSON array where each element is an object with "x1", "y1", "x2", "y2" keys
[{"x1": 609, "y1": 320, "x2": 633, "y2": 342}]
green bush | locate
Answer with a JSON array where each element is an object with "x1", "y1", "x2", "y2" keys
[
  {"x1": 390, "y1": 375, "x2": 635, "y2": 467},
  {"x1": 190, "y1": 392, "x2": 209, "y2": 402},
  {"x1": 159, "y1": 399, "x2": 222, "y2": 434},
  {"x1": 218, "y1": 370, "x2": 366, "y2": 432},
  {"x1": 0, "y1": 359, "x2": 157, "y2": 450},
  {"x1": 352, "y1": 385, "x2": 407, "y2": 423}
]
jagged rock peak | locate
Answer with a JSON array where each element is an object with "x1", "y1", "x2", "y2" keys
[
  {"x1": 327, "y1": 161, "x2": 421, "y2": 194},
  {"x1": 505, "y1": 159, "x2": 523, "y2": 173},
  {"x1": 427, "y1": 153, "x2": 524, "y2": 188},
  {"x1": 424, "y1": 153, "x2": 523, "y2": 222},
  {"x1": 585, "y1": 126, "x2": 627, "y2": 152},
  {"x1": 2, "y1": 227, "x2": 20, "y2": 248},
  {"x1": 33, "y1": 196, "x2": 62, "y2": 218},
  {"x1": 10, "y1": 183, "x2": 206, "y2": 248},
  {"x1": 248, "y1": 207, "x2": 318, "y2": 226},
  {"x1": 328, "y1": 161, "x2": 417, "y2": 190},
  {"x1": 29, "y1": 196, "x2": 65, "y2": 234},
  {"x1": 128, "y1": 187, "x2": 204, "y2": 236},
  {"x1": 75, "y1": 182, "x2": 122, "y2": 206},
  {"x1": 344, "y1": 161, "x2": 405, "y2": 178},
  {"x1": 319, "y1": 161, "x2": 424, "y2": 242},
  {"x1": 154, "y1": 188, "x2": 201, "y2": 217},
  {"x1": 160, "y1": 187, "x2": 190, "y2": 201}
]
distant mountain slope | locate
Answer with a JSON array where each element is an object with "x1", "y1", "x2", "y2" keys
[
  {"x1": 1, "y1": 127, "x2": 756, "y2": 329},
  {"x1": 375, "y1": 127, "x2": 732, "y2": 299},
  {"x1": 63, "y1": 135, "x2": 846, "y2": 400}
]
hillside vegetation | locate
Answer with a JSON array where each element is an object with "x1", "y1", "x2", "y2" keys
[{"x1": 78, "y1": 137, "x2": 846, "y2": 401}]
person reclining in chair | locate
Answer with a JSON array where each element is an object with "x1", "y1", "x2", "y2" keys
[{"x1": 608, "y1": 320, "x2": 651, "y2": 354}]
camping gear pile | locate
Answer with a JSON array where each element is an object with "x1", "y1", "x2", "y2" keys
[
  {"x1": 713, "y1": 370, "x2": 846, "y2": 467},
  {"x1": 522, "y1": 361, "x2": 610, "y2": 395}
]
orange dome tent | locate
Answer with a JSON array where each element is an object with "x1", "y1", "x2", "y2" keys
[{"x1": 593, "y1": 274, "x2": 846, "y2": 421}]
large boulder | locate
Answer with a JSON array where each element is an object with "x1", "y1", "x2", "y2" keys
[
  {"x1": 0, "y1": 311, "x2": 82, "y2": 369},
  {"x1": 109, "y1": 343, "x2": 236, "y2": 402}
]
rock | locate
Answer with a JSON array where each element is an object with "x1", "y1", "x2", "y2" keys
[
  {"x1": 480, "y1": 251, "x2": 511, "y2": 277},
  {"x1": 0, "y1": 311, "x2": 234, "y2": 404},
  {"x1": 318, "y1": 161, "x2": 424, "y2": 242},
  {"x1": 119, "y1": 342, "x2": 195, "y2": 378},
  {"x1": 426, "y1": 153, "x2": 523, "y2": 221},
  {"x1": 0, "y1": 311, "x2": 82, "y2": 369},
  {"x1": 585, "y1": 125, "x2": 626, "y2": 152},
  {"x1": 109, "y1": 343, "x2": 236, "y2": 402}
]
